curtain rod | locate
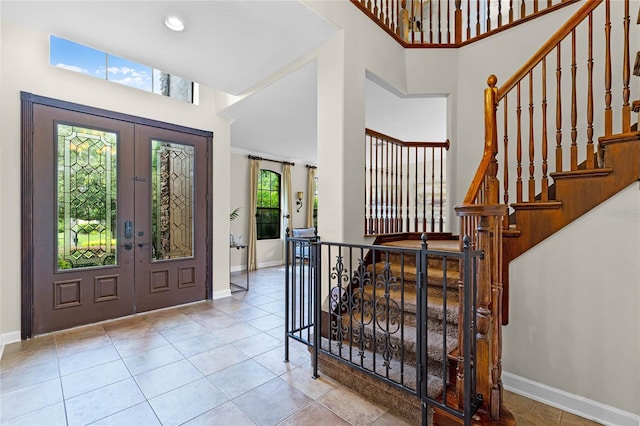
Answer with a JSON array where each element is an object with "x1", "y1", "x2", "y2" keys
[
  {"x1": 306, "y1": 165, "x2": 317, "y2": 169},
  {"x1": 248, "y1": 154, "x2": 294, "y2": 166}
]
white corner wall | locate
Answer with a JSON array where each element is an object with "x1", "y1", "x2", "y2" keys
[
  {"x1": 0, "y1": 21, "x2": 232, "y2": 338},
  {"x1": 504, "y1": 183, "x2": 640, "y2": 420}
]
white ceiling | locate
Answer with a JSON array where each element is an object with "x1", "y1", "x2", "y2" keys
[{"x1": 2, "y1": 1, "x2": 447, "y2": 165}]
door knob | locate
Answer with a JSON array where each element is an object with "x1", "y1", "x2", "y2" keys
[{"x1": 123, "y1": 241, "x2": 133, "y2": 250}]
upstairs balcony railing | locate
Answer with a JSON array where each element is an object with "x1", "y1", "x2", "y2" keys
[
  {"x1": 351, "y1": 0, "x2": 580, "y2": 46},
  {"x1": 364, "y1": 129, "x2": 449, "y2": 236}
]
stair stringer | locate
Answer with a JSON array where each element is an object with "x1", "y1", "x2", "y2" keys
[{"x1": 501, "y1": 133, "x2": 640, "y2": 324}]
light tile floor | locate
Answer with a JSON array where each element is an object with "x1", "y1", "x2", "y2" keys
[{"x1": 0, "y1": 266, "x2": 602, "y2": 426}]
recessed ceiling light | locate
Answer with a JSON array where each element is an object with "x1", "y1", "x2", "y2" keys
[{"x1": 165, "y1": 16, "x2": 185, "y2": 32}]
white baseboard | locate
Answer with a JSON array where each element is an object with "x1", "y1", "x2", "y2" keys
[
  {"x1": 503, "y1": 372, "x2": 640, "y2": 426},
  {"x1": 212, "y1": 289, "x2": 232, "y2": 299},
  {"x1": 0, "y1": 331, "x2": 22, "y2": 360}
]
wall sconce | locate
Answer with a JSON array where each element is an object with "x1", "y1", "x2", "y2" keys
[{"x1": 296, "y1": 191, "x2": 304, "y2": 213}]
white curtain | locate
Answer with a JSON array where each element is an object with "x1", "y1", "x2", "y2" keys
[
  {"x1": 306, "y1": 167, "x2": 316, "y2": 228},
  {"x1": 282, "y1": 164, "x2": 293, "y2": 235},
  {"x1": 248, "y1": 158, "x2": 260, "y2": 270}
]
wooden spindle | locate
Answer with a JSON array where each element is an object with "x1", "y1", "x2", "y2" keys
[
  {"x1": 368, "y1": 136, "x2": 374, "y2": 233},
  {"x1": 534, "y1": 0, "x2": 539, "y2": 14},
  {"x1": 447, "y1": 0, "x2": 452, "y2": 44},
  {"x1": 487, "y1": 0, "x2": 492, "y2": 31},
  {"x1": 429, "y1": 0, "x2": 434, "y2": 43},
  {"x1": 520, "y1": 0, "x2": 525, "y2": 19},
  {"x1": 393, "y1": 143, "x2": 398, "y2": 232},
  {"x1": 467, "y1": 0, "x2": 471, "y2": 40},
  {"x1": 476, "y1": 0, "x2": 481, "y2": 37},
  {"x1": 399, "y1": 143, "x2": 404, "y2": 231},
  {"x1": 604, "y1": 0, "x2": 612, "y2": 136},
  {"x1": 439, "y1": 147, "x2": 444, "y2": 232},
  {"x1": 509, "y1": 0, "x2": 514, "y2": 24},
  {"x1": 498, "y1": 0, "x2": 503, "y2": 28},
  {"x1": 438, "y1": 0, "x2": 443, "y2": 43},
  {"x1": 414, "y1": 146, "x2": 419, "y2": 231},
  {"x1": 541, "y1": 57, "x2": 549, "y2": 201},
  {"x1": 528, "y1": 70, "x2": 535, "y2": 202},
  {"x1": 384, "y1": 0, "x2": 389, "y2": 25},
  {"x1": 503, "y1": 98, "x2": 510, "y2": 230},
  {"x1": 516, "y1": 82, "x2": 523, "y2": 203},
  {"x1": 374, "y1": 0, "x2": 379, "y2": 18},
  {"x1": 431, "y1": 148, "x2": 436, "y2": 232},
  {"x1": 571, "y1": 28, "x2": 578, "y2": 171},
  {"x1": 374, "y1": 137, "x2": 379, "y2": 233},
  {"x1": 406, "y1": 147, "x2": 411, "y2": 231},
  {"x1": 586, "y1": 12, "x2": 595, "y2": 169},
  {"x1": 622, "y1": 0, "x2": 631, "y2": 132},
  {"x1": 556, "y1": 43, "x2": 563, "y2": 172},
  {"x1": 385, "y1": 140, "x2": 390, "y2": 232},
  {"x1": 422, "y1": 147, "x2": 427, "y2": 232},
  {"x1": 455, "y1": 0, "x2": 462, "y2": 44}
]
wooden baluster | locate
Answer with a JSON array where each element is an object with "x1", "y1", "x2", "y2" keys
[
  {"x1": 414, "y1": 146, "x2": 419, "y2": 231},
  {"x1": 420, "y1": 146, "x2": 427, "y2": 232},
  {"x1": 586, "y1": 12, "x2": 595, "y2": 169},
  {"x1": 374, "y1": 0, "x2": 379, "y2": 18},
  {"x1": 438, "y1": 0, "x2": 442, "y2": 43},
  {"x1": 547, "y1": 0, "x2": 552, "y2": 8},
  {"x1": 375, "y1": 138, "x2": 381, "y2": 234},
  {"x1": 516, "y1": 82, "x2": 523, "y2": 203},
  {"x1": 503, "y1": 98, "x2": 510, "y2": 230},
  {"x1": 528, "y1": 70, "x2": 535, "y2": 202},
  {"x1": 393, "y1": 143, "x2": 397, "y2": 232},
  {"x1": 534, "y1": 0, "x2": 538, "y2": 14},
  {"x1": 622, "y1": 0, "x2": 631, "y2": 132},
  {"x1": 367, "y1": 0, "x2": 372, "y2": 12},
  {"x1": 604, "y1": 0, "x2": 612, "y2": 136},
  {"x1": 467, "y1": 0, "x2": 471, "y2": 40},
  {"x1": 368, "y1": 135, "x2": 373, "y2": 233},
  {"x1": 487, "y1": 0, "x2": 492, "y2": 32},
  {"x1": 455, "y1": 0, "x2": 462, "y2": 44},
  {"x1": 520, "y1": 0, "x2": 525, "y2": 19},
  {"x1": 476, "y1": 0, "x2": 481, "y2": 37},
  {"x1": 541, "y1": 58, "x2": 549, "y2": 201},
  {"x1": 509, "y1": 0, "x2": 514, "y2": 24},
  {"x1": 447, "y1": 0, "x2": 451, "y2": 43},
  {"x1": 430, "y1": 0, "x2": 434, "y2": 43},
  {"x1": 399, "y1": 144, "x2": 404, "y2": 231},
  {"x1": 439, "y1": 147, "x2": 444, "y2": 232},
  {"x1": 498, "y1": 0, "x2": 503, "y2": 28},
  {"x1": 431, "y1": 148, "x2": 436, "y2": 232},
  {"x1": 556, "y1": 43, "x2": 563, "y2": 172},
  {"x1": 384, "y1": 0, "x2": 389, "y2": 26},
  {"x1": 385, "y1": 140, "x2": 390, "y2": 233},
  {"x1": 406, "y1": 147, "x2": 411, "y2": 231},
  {"x1": 571, "y1": 28, "x2": 578, "y2": 171}
]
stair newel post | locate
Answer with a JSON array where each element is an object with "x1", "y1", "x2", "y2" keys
[
  {"x1": 461, "y1": 235, "x2": 474, "y2": 425},
  {"x1": 489, "y1": 208, "x2": 505, "y2": 420}
]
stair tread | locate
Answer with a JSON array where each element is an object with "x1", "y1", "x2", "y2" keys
[
  {"x1": 550, "y1": 167, "x2": 613, "y2": 179},
  {"x1": 510, "y1": 201, "x2": 562, "y2": 210},
  {"x1": 357, "y1": 286, "x2": 460, "y2": 322},
  {"x1": 371, "y1": 261, "x2": 459, "y2": 284}
]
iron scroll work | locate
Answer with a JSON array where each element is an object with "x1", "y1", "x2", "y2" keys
[{"x1": 285, "y1": 233, "x2": 483, "y2": 426}]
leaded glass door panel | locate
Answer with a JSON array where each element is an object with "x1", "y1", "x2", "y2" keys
[
  {"x1": 133, "y1": 125, "x2": 208, "y2": 313},
  {"x1": 33, "y1": 105, "x2": 136, "y2": 334}
]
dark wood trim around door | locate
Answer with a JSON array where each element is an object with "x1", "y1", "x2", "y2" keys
[{"x1": 20, "y1": 91, "x2": 214, "y2": 339}]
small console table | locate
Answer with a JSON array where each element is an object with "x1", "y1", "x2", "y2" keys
[{"x1": 230, "y1": 244, "x2": 249, "y2": 292}]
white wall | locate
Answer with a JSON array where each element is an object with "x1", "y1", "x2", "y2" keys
[
  {"x1": 0, "y1": 21, "x2": 232, "y2": 337},
  {"x1": 505, "y1": 183, "x2": 640, "y2": 419},
  {"x1": 229, "y1": 151, "x2": 310, "y2": 271}
]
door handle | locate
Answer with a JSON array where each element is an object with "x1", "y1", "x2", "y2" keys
[
  {"x1": 123, "y1": 241, "x2": 134, "y2": 250},
  {"x1": 124, "y1": 221, "x2": 133, "y2": 239},
  {"x1": 138, "y1": 242, "x2": 150, "y2": 248}
]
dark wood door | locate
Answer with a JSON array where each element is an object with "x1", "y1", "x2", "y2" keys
[
  {"x1": 30, "y1": 104, "x2": 209, "y2": 334},
  {"x1": 132, "y1": 125, "x2": 208, "y2": 313}
]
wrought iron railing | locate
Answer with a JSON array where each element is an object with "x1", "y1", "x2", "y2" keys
[
  {"x1": 285, "y1": 233, "x2": 483, "y2": 426},
  {"x1": 351, "y1": 0, "x2": 580, "y2": 46},
  {"x1": 365, "y1": 129, "x2": 449, "y2": 236}
]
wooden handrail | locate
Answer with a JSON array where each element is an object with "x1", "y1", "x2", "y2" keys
[
  {"x1": 497, "y1": 0, "x2": 603, "y2": 99},
  {"x1": 365, "y1": 128, "x2": 450, "y2": 148}
]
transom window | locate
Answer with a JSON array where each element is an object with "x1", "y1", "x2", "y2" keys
[
  {"x1": 49, "y1": 35, "x2": 195, "y2": 104},
  {"x1": 256, "y1": 170, "x2": 281, "y2": 240}
]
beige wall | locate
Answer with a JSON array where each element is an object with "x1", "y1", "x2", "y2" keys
[{"x1": 0, "y1": 21, "x2": 232, "y2": 336}]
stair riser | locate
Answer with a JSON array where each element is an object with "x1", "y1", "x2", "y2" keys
[{"x1": 383, "y1": 252, "x2": 460, "y2": 272}]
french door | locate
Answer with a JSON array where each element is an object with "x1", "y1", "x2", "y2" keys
[{"x1": 23, "y1": 94, "x2": 212, "y2": 336}]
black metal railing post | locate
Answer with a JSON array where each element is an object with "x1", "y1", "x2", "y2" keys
[
  {"x1": 420, "y1": 233, "x2": 429, "y2": 426},
  {"x1": 313, "y1": 239, "x2": 321, "y2": 379},
  {"x1": 284, "y1": 229, "x2": 291, "y2": 362}
]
